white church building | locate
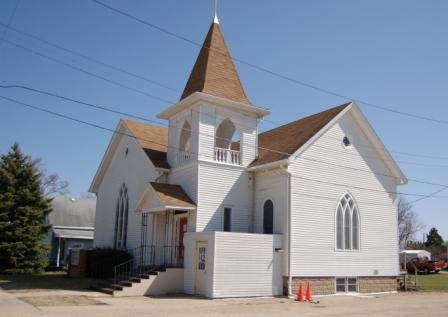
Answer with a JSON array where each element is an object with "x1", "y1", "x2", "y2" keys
[{"x1": 90, "y1": 18, "x2": 407, "y2": 297}]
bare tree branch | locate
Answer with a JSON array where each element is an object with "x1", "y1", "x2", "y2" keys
[
  {"x1": 33, "y1": 158, "x2": 70, "y2": 197},
  {"x1": 398, "y1": 197, "x2": 424, "y2": 250}
]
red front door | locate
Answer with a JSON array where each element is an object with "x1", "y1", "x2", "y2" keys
[{"x1": 178, "y1": 217, "x2": 188, "y2": 258}]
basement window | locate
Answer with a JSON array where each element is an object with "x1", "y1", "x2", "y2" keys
[{"x1": 336, "y1": 277, "x2": 358, "y2": 293}]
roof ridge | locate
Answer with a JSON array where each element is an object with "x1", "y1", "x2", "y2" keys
[{"x1": 259, "y1": 102, "x2": 351, "y2": 136}]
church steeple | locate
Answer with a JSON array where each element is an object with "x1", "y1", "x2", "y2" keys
[{"x1": 180, "y1": 21, "x2": 251, "y2": 105}]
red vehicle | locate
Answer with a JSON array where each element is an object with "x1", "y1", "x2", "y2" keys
[{"x1": 406, "y1": 257, "x2": 445, "y2": 274}]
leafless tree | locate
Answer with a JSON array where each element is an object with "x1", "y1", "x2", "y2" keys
[
  {"x1": 34, "y1": 159, "x2": 70, "y2": 197},
  {"x1": 398, "y1": 197, "x2": 424, "y2": 250}
]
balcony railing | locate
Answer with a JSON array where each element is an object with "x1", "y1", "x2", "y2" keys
[
  {"x1": 177, "y1": 150, "x2": 191, "y2": 166},
  {"x1": 214, "y1": 147, "x2": 241, "y2": 165}
]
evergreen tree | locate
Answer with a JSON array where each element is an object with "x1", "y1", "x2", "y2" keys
[
  {"x1": 0, "y1": 143, "x2": 52, "y2": 274},
  {"x1": 425, "y1": 227, "x2": 444, "y2": 247}
]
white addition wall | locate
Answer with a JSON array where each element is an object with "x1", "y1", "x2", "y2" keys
[
  {"x1": 184, "y1": 232, "x2": 283, "y2": 298},
  {"x1": 196, "y1": 161, "x2": 250, "y2": 232},
  {"x1": 289, "y1": 111, "x2": 399, "y2": 277},
  {"x1": 253, "y1": 169, "x2": 288, "y2": 275},
  {"x1": 93, "y1": 125, "x2": 159, "y2": 249}
]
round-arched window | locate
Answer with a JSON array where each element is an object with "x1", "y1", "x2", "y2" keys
[{"x1": 263, "y1": 200, "x2": 274, "y2": 234}]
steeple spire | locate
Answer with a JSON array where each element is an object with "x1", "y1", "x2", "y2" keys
[
  {"x1": 213, "y1": 0, "x2": 219, "y2": 24},
  {"x1": 180, "y1": 20, "x2": 251, "y2": 105}
]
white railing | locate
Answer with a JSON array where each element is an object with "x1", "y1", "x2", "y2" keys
[
  {"x1": 214, "y1": 147, "x2": 241, "y2": 165},
  {"x1": 177, "y1": 150, "x2": 191, "y2": 166}
]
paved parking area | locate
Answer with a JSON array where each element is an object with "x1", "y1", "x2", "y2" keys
[{"x1": 1, "y1": 288, "x2": 448, "y2": 317}]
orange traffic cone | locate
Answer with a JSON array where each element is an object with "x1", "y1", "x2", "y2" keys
[
  {"x1": 296, "y1": 282, "x2": 304, "y2": 302},
  {"x1": 305, "y1": 282, "x2": 312, "y2": 301}
]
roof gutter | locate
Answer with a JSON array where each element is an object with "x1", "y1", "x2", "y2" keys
[{"x1": 246, "y1": 159, "x2": 290, "y2": 172}]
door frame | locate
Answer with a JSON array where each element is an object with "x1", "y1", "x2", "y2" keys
[{"x1": 194, "y1": 241, "x2": 208, "y2": 295}]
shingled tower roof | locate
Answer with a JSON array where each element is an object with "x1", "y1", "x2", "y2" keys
[{"x1": 180, "y1": 22, "x2": 251, "y2": 105}]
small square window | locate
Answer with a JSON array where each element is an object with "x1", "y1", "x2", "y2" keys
[
  {"x1": 336, "y1": 278, "x2": 346, "y2": 292},
  {"x1": 336, "y1": 277, "x2": 358, "y2": 293}
]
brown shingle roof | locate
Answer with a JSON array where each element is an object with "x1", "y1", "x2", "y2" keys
[
  {"x1": 180, "y1": 22, "x2": 251, "y2": 105},
  {"x1": 123, "y1": 120, "x2": 170, "y2": 169},
  {"x1": 250, "y1": 103, "x2": 351, "y2": 167},
  {"x1": 150, "y1": 182, "x2": 195, "y2": 208}
]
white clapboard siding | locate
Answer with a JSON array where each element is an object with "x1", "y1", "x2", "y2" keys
[
  {"x1": 253, "y1": 170, "x2": 288, "y2": 275},
  {"x1": 183, "y1": 232, "x2": 282, "y2": 298},
  {"x1": 289, "y1": 111, "x2": 399, "y2": 277},
  {"x1": 197, "y1": 162, "x2": 249, "y2": 232},
  {"x1": 94, "y1": 125, "x2": 159, "y2": 249},
  {"x1": 212, "y1": 232, "x2": 283, "y2": 297},
  {"x1": 168, "y1": 163, "x2": 198, "y2": 203},
  {"x1": 183, "y1": 232, "x2": 216, "y2": 297}
]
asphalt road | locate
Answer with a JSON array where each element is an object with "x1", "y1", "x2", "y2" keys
[{"x1": 1, "y1": 288, "x2": 447, "y2": 317}]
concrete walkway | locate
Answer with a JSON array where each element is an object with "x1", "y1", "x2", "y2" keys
[
  {"x1": 1, "y1": 288, "x2": 448, "y2": 317},
  {"x1": 0, "y1": 288, "x2": 39, "y2": 315}
]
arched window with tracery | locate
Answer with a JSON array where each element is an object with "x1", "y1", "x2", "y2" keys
[
  {"x1": 336, "y1": 193, "x2": 359, "y2": 250},
  {"x1": 114, "y1": 184, "x2": 129, "y2": 249}
]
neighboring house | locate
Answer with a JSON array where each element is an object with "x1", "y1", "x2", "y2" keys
[
  {"x1": 45, "y1": 196, "x2": 96, "y2": 267},
  {"x1": 399, "y1": 250, "x2": 431, "y2": 268},
  {"x1": 90, "y1": 18, "x2": 407, "y2": 297}
]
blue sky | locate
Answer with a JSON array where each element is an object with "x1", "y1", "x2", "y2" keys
[{"x1": 1, "y1": 0, "x2": 447, "y2": 240}]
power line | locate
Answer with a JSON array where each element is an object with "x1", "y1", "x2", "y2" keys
[
  {"x1": 90, "y1": 0, "x2": 448, "y2": 125},
  {"x1": 0, "y1": 0, "x2": 20, "y2": 50},
  {"x1": 3, "y1": 19, "x2": 447, "y2": 165},
  {"x1": 262, "y1": 117, "x2": 448, "y2": 161},
  {"x1": 0, "y1": 83, "x2": 166, "y2": 126},
  {"x1": 2, "y1": 93, "x2": 448, "y2": 200},
  {"x1": 4, "y1": 81, "x2": 448, "y2": 172},
  {"x1": 3, "y1": 82, "x2": 448, "y2": 189},
  {"x1": 2, "y1": 38, "x2": 174, "y2": 104},
  {"x1": 410, "y1": 187, "x2": 448, "y2": 205},
  {"x1": 0, "y1": 21, "x2": 179, "y2": 93}
]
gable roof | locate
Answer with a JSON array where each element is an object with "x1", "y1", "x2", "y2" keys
[
  {"x1": 49, "y1": 196, "x2": 96, "y2": 228},
  {"x1": 123, "y1": 120, "x2": 170, "y2": 169},
  {"x1": 180, "y1": 22, "x2": 251, "y2": 105},
  {"x1": 150, "y1": 182, "x2": 196, "y2": 208},
  {"x1": 136, "y1": 182, "x2": 196, "y2": 213},
  {"x1": 250, "y1": 103, "x2": 351, "y2": 167}
]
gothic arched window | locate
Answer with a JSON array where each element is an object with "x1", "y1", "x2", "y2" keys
[
  {"x1": 114, "y1": 184, "x2": 129, "y2": 249},
  {"x1": 336, "y1": 193, "x2": 359, "y2": 250}
]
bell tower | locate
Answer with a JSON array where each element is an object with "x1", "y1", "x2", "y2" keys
[{"x1": 158, "y1": 20, "x2": 269, "y2": 169}]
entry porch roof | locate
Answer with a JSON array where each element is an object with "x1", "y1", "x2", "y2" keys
[{"x1": 136, "y1": 182, "x2": 196, "y2": 213}]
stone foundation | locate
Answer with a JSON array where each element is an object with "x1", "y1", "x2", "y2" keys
[
  {"x1": 284, "y1": 276, "x2": 397, "y2": 296},
  {"x1": 283, "y1": 276, "x2": 335, "y2": 296},
  {"x1": 358, "y1": 276, "x2": 397, "y2": 293}
]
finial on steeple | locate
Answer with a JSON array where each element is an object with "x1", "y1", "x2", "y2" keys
[{"x1": 213, "y1": 0, "x2": 219, "y2": 24}]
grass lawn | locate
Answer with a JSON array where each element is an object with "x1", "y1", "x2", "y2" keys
[
  {"x1": 0, "y1": 272, "x2": 93, "y2": 293},
  {"x1": 418, "y1": 273, "x2": 448, "y2": 291}
]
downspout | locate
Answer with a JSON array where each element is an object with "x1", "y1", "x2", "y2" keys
[
  {"x1": 249, "y1": 172, "x2": 255, "y2": 233},
  {"x1": 280, "y1": 164, "x2": 293, "y2": 298}
]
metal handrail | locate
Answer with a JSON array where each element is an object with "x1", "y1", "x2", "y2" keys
[{"x1": 112, "y1": 245, "x2": 183, "y2": 286}]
